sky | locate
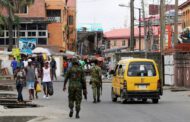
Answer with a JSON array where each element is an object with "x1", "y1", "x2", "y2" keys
[{"x1": 77, "y1": 0, "x2": 186, "y2": 31}]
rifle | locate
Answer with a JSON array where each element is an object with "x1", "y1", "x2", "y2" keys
[{"x1": 99, "y1": 73, "x2": 103, "y2": 95}]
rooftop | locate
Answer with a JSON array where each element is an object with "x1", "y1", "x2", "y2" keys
[{"x1": 104, "y1": 26, "x2": 159, "y2": 39}]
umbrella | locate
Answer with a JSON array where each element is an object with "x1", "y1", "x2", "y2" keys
[{"x1": 32, "y1": 47, "x2": 51, "y2": 55}]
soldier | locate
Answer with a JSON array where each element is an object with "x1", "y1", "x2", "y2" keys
[
  {"x1": 90, "y1": 59, "x2": 102, "y2": 103},
  {"x1": 63, "y1": 58, "x2": 87, "y2": 119}
]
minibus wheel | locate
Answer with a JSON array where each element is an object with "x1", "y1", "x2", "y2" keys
[
  {"x1": 152, "y1": 99, "x2": 159, "y2": 104},
  {"x1": 142, "y1": 98, "x2": 147, "y2": 103},
  {"x1": 111, "y1": 88, "x2": 117, "y2": 102}
]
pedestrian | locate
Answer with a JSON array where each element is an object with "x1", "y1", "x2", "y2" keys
[
  {"x1": 14, "y1": 67, "x2": 25, "y2": 102},
  {"x1": 11, "y1": 57, "x2": 17, "y2": 74},
  {"x1": 90, "y1": 59, "x2": 102, "y2": 103},
  {"x1": 50, "y1": 57, "x2": 57, "y2": 80},
  {"x1": 42, "y1": 62, "x2": 53, "y2": 99},
  {"x1": 23, "y1": 57, "x2": 28, "y2": 68},
  {"x1": 25, "y1": 59, "x2": 36, "y2": 100},
  {"x1": 34, "y1": 64, "x2": 41, "y2": 99},
  {"x1": 63, "y1": 58, "x2": 87, "y2": 119},
  {"x1": 63, "y1": 60, "x2": 68, "y2": 75},
  {"x1": 68, "y1": 59, "x2": 73, "y2": 70}
]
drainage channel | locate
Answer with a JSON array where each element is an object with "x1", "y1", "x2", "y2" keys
[
  {"x1": 0, "y1": 93, "x2": 40, "y2": 109},
  {"x1": 0, "y1": 116, "x2": 37, "y2": 122}
]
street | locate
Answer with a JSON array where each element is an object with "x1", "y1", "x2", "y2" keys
[{"x1": 1, "y1": 82, "x2": 190, "y2": 122}]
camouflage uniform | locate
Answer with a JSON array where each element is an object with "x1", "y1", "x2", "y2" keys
[
  {"x1": 90, "y1": 65, "x2": 102, "y2": 103},
  {"x1": 64, "y1": 64, "x2": 86, "y2": 118}
]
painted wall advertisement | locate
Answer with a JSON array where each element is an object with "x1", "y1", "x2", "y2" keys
[{"x1": 19, "y1": 38, "x2": 36, "y2": 54}]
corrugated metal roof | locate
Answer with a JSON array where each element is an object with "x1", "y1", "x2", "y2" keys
[
  {"x1": 104, "y1": 26, "x2": 159, "y2": 39},
  {"x1": 179, "y1": 0, "x2": 190, "y2": 9}
]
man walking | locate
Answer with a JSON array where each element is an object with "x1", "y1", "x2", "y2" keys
[
  {"x1": 11, "y1": 57, "x2": 17, "y2": 74},
  {"x1": 50, "y1": 57, "x2": 57, "y2": 80},
  {"x1": 90, "y1": 59, "x2": 102, "y2": 103},
  {"x1": 25, "y1": 59, "x2": 36, "y2": 100},
  {"x1": 63, "y1": 58, "x2": 87, "y2": 119}
]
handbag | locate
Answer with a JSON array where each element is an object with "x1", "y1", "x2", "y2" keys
[
  {"x1": 36, "y1": 82, "x2": 41, "y2": 92},
  {"x1": 48, "y1": 82, "x2": 54, "y2": 96}
]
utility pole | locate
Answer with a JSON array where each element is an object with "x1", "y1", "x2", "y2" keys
[
  {"x1": 139, "y1": 8, "x2": 141, "y2": 51},
  {"x1": 160, "y1": 0, "x2": 165, "y2": 53},
  {"x1": 130, "y1": 0, "x2": 135, "y2": 51},
  {"x1": 174, "y1": 0, "x2": 178, "y2": 46},
  {"x1": 142, "y1": 0, "x2": 147, "y2": 58},
  {"x1": 160, "y1": 0, "x2": 165, "y2": 87}
]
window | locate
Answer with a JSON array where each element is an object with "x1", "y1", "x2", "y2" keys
[
  {"x1": 19, "y1": 32, "x2": 26, "y2": 37},
  {"x1": 38, "y1": 38, "x2": 47, "y2": 45},
  {"x1": 38, "y1": 24, "x2": 47, "y2": 30},
  {"x1": 20, "y1": 24, "x2": 27, "y2": 30},
  {"x1": 114, "y1": 40, "x2": 117, "y2": 46},
  {"x1": 47, "y1": 10, "x2": 61, "y2": 17},
  {"x1": 27, "y1": 24, "x2": 37, "y2": 30},
  {"x1": 118, "y1": 65, "x2": 126, "y2": 76},
  {"x1": 0, "y1": 39, "x2": 4, "y2": 45},
  {"x1": 128, "y1": 62, "x2": 156, "y2": 77},
  {"x1": 0, "y1": 31, "x2": 4, "y2": 37},
  {"x1": 39, "y1": 32, "x2": 46, "y2": 37},
  {"x1": 122, "y1": 40, "x2": 126, "y2": 46},
  {"x1": 28, "y1": 32, "x2": 36, "y2": 37},
  {"x1": 17, "y1": 5, "x2": 28, "y2": 14},
  {"x1": 128, "y1": 39, "x2": 130, "y2": 47},
  {"x1": 134, "y1": 39, "x2": 136, "y2": 47},
  {"x1": 68, "y1": 16, "x2": 74, "y2": 25},
  {"x1": 5, "y1": 39, "x2": 15, "y2": 45}
]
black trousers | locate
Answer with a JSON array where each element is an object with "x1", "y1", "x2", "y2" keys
[{"x1": 16, "y1": 83, "x2": 23, "y2": 101}]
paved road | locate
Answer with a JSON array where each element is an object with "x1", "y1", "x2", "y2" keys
[{"x1": 2, "y1": 82, "x2": 190, "y2": 122}]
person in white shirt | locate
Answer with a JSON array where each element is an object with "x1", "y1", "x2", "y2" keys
[{"x1": 42, "y1": 62, "x2": 53, "y2": 99}]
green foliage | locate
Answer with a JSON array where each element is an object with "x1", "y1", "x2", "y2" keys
[{"x1": 0, "y1": 0, "x2": 35, "y2": 50}]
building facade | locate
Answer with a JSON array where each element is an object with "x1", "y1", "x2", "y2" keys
[
  {"x1": 104, "y1": 27, "x2": 160, "y2": 53},
  {"x1": 0, "y1": 0, "x2": 76, "y2": 52},
  {"x1": 179, "y1": 0, "x2": 190, "y2": 29}
]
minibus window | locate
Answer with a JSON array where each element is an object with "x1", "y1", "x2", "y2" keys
[
  {"x1": 128, "y1": 62, "x2": 156, "y2": 77},
  {"x1": 118, "y1": 65, "x2": 126, "y2": 76}
]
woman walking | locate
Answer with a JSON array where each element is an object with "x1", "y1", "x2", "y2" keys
[
  {"x1": 42, "y1": 62, "x2": 53, "y2": 99},
  {"x1": 15, "y1": 67, "x2": 25, "y2": 102},
  {"x1": 25, "y1": 59, "x2": 36, "y2": 100}
]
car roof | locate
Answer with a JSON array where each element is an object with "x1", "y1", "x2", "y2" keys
[{"x1": 118, "y1": 58, "x2": 155, "y2": 64}]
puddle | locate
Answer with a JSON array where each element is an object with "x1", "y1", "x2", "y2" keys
[{"x1": 0, "y1": 116, "x2": 36, "y2": 122}]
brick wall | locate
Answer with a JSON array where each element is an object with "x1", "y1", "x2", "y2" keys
[
  {"x1": 17, "y1": 0, "x2": 46, "y2": 17},
  {"x1": 1, "y1": 0, "x2": 46, "y2": 17},
  {"x1": 48, "y1": 23, "x2": 65, "y2": 50}
]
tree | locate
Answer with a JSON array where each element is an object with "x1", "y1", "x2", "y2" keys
[{"x1": 0, "y1": 0, "x2": 34, "y2": 51}]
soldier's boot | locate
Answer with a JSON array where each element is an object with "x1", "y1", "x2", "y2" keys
[
  {"x1": 93, "y1": 98, "x2": 96, "y2": 103},
  {"x1": 76, "y1": 111, "x2": 80, "y2": 119},
  {"x1": 97, "y1": 97, "x2": 101, "y2": 103},
  {"x1": 69, "y1": 109, "x2": 73, "y2": 118}
]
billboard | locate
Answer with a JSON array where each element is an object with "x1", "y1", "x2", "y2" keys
[{"x1": 19, "y1": 38, "x2": 36, "y2": 54}]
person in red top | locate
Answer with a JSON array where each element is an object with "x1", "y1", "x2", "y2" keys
[{"x1": 63, "y1": 60, "x2": 68, "y2": 75}]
